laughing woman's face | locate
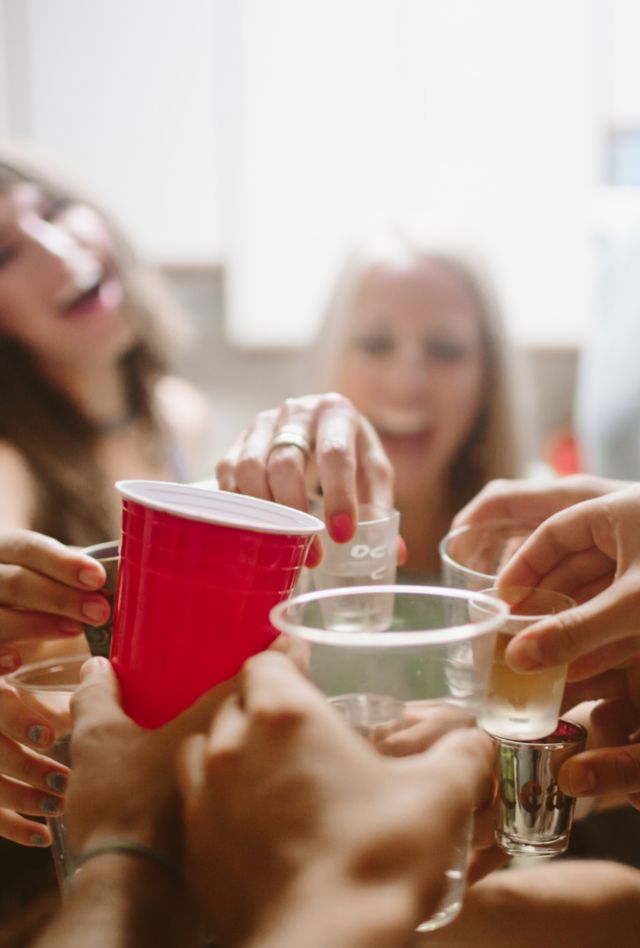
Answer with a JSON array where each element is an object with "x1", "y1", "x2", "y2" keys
[
  {"x1": 337, "y1": 257, "x2": 485, "y2": 502},
  {"x1": 0, "y1": 181, "x2": 134, "y2": 368}
]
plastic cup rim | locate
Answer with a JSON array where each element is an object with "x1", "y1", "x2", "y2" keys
[
  {"x1": 438, "y1": 519, "x2": 540, "y2": 585},
  {"x1": 270, "y1": 584, "x2": 509, "y2": 648},
  {"x1": 117, "y1": 480, "x2": 324, "y2": 536},
  {"x1": 471, "y1": 585, "x2": 577, "y2": 623},
  {"x1": 309, "y1": 495, "x2": 400, "y2": 528},
  {"x1": 82, "y1": 540, "x2": 120, "y2": 561},
  {"x1": 6, "y1": 654, "x2": 87, "y2": 692}
]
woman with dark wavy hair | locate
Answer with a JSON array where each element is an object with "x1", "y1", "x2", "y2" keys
[{"x1": 0, "y1": 142, "x2": 208, "y2": 941}]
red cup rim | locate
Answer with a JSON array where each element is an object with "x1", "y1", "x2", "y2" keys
[{"x1": 116, "y1": 480, "x2": 325, "y2": 536}]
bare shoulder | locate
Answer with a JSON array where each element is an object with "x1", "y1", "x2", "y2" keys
[
  {"x1": 0, "y1": 441, "x2": 37, "y2": 528},
  {"x1": 155, "y1": 375, "x2": 211, "y2": 472}
]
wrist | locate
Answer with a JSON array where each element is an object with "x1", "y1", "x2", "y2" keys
[{"x1": 239, "y1": 864, "x2": 418, "y2": 948}]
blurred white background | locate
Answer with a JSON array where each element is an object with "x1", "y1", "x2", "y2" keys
[{"x1": 1, "y1": 0, "x2": 639, "y2": 457}]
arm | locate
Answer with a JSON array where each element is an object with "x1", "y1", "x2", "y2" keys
[
  {"x1": 178, "y1": 652, "x2": 494, "y2": 948},
  {"x1": 32, "y1": 656, "x2": 233, "y2": 948},
  {"x1": 421, "y1": 860, "x2": 640, "y2": 948},
  {"x1": 31, "y1": 854, "x2": 199, "y2": 948}
]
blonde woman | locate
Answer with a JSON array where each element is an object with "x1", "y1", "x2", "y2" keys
[{"x1": 218, "y1": 224, "x2": 529, "y2": 575}]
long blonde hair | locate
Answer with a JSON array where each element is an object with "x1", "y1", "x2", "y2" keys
[
  {"x1": 0, "y1": 142, "x2": 188, "y2": 545},
  {"x1": 315, "y1": 224, "x2": 529, "y2": 513}
]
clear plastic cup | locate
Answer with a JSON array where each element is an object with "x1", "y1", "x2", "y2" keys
[{"x1": 270, "y1": 585, "x2": 508, "y2": 932}]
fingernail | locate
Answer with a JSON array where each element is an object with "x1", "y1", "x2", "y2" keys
[
  {"x1": 30, "y1": 834, "x2": 48, "y2": 847},
  {"x1": 38, "y1": 795, "x2": 62, "y2": 815},
  {"x1": 565, "y1": 762, "x2": 596, "y2": 795},
  {"x1": 329, "y1": 513, "x2": 354, "y2": 543},
  {"x1": 46, "y1": 772, "x2": 68, "y2": 794},
  {"x1": 507, "y1": 636, "x2": 545, "y2": 672},
  {"x1": 78, "y1": 567, "x2": 104, "y2": 589},
  {"x1": 58, "y1": 619, "x2": 84, "y2": 635},
  {"x1": 305, "y1": 543, "x2": 321, "y2": 568},
  {"x1": 81, "y1": 600, "x2": 109, "y2": 623},
  {"x1": 80, "y1": 656, "x2": 110, "y2": 679},
  {"x1": 28, "y1": 725, "x2": 51, "y2": 747},
  {"x1": 0, "y1": 650, "x2": 20, "y2": 671}
]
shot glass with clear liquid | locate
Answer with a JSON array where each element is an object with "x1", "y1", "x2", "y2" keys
[
  {"x1": 309, "y1": 499, "x2": 399, "y2": 632},
  {"x1": 471, "y1": 587, "x2": 576, "y2": 741},
  {"x1": 270, "y1": 584, "x2": 508, "y2": 932}
]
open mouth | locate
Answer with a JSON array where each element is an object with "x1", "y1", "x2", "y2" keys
[{"x1": 62, "y1": 279, "x2": 102, "y2": 315}]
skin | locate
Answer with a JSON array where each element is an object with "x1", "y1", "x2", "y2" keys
[
  {"x1": 454, "y1": 476, "x2": 640, "y2": 803},
  {"x1": 0, "y1": 531, "x2": 109, "y2": 846},
  {"x1": 178, "y1": 652, "x2": 495, "y2": 948},
  {"x1": 0, "y1": 179, "x2": 208, "y2": 846},
  {"x1": 216, "y1": 392, "x2": 395, "y2": 566},
  {"x1": 337, "y1": 259, "x2": 484, "y2": 509},
  {"x1": 217, "y1": 258, "x2": 486, "y2": 575}
]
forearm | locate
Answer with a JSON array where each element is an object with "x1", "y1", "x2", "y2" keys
[
  {"x1": 237, "y1": 873, "x2": 419, "y2": 948},
  {"x1": 32, "y1": 854, "x2": 202, "y2": 948},
  {"x1": 421, "y1": 860, "x2": 640, "y2": 948}
]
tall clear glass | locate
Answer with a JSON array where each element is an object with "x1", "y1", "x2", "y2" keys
[{"x1": 270, "y1": 585, "x2": 507, "y2": 932}]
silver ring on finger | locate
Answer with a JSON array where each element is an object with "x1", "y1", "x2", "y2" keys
[{"x1": 267, "y1": 427, "x2": 311, "y2": 462}]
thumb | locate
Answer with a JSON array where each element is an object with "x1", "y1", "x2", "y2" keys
[
  {"x1": 71, "y1": 656, "x2": 124, "y2": 729},
  {"x1": 559, "y1": 744, "x2": 640, "y2": 798}
]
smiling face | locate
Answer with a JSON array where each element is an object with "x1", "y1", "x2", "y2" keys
[
  {"x1": 336, "y1": 256, "x2": 486, "y2": 503},
  {"x1": 0, "y1": 180, "x2": 135, "y2": 369}
]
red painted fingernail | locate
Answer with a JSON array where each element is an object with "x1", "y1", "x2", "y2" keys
[
  {"x1": 305, "y1": 542, "x2": 322, "y2": 568},
  {"x1": 329, "y1": 513, "x2": 354, "y2": 543}
]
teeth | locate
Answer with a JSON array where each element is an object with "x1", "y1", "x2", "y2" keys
[{"x1": 60, "y1": 264, "x2": 104, "y2": 310}]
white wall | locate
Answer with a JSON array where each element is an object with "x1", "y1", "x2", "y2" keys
[
  {"x1": 3, "y1": 0, "x2": 219, "y2": 264},
  {"x1": 0, "y1": 0, "x2": 623, "y2": 349}
]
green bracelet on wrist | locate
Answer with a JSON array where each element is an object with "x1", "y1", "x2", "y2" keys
[{"x1": 71, "y1": 839, "x2": 183, "y2": 885}]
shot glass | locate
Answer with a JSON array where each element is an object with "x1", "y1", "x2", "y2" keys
[
  {"x1": 492, "y1": 719, "x2": 587, "y2": 855},
  {"x1": 471, "y1": 587, "x2": 576, "y2": 740},
  {"x1": 439, "y1": 519, "x2": 538, "y2": 591},
  {"x1": 271, "y1": 585, "x2": 508, "y2": 932},
  {"x1": 309, "y1": 498, "x2": 399, "y2": 632},
  {"x1": 82, "y1": 540, "x2": 119, "y2": 658},
  {"x1": 7, "y1": 654, "x2": 88, "y2": 889}
]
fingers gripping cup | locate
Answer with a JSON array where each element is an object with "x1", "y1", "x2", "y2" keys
[{"x1": 111, "y1": 481, "x2": 323, "y2": 728}]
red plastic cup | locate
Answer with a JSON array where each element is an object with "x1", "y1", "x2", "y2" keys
[{"x1": 110, "y1": 480, "x2": 323, "y2": 727}]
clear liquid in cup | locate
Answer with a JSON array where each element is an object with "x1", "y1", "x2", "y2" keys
[
  {"x1": 314, "y1": 562, "x2": 396, "y2": 632},
  {"x1": 479, "y1": 631, "x2": 566, "y2": 739}
]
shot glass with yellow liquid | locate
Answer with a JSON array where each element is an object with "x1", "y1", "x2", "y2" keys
[{"x1": 472, "y1": 587, "x2": 576, "y2": 740}]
